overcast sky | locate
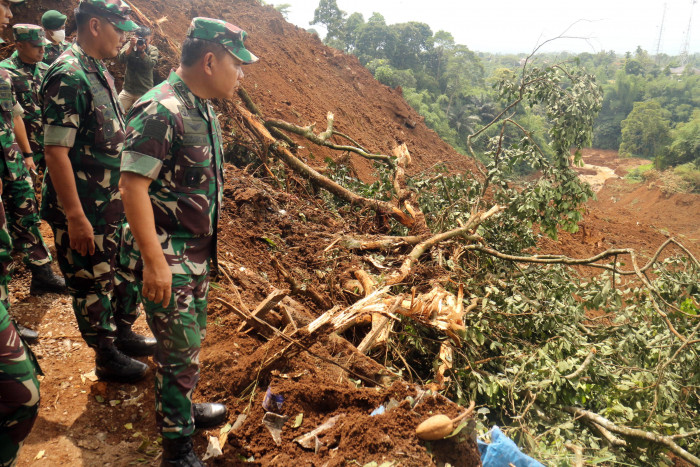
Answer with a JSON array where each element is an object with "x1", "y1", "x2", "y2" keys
[{"x1": 280, "y1": 0, "x2": 699, "y2": 56}]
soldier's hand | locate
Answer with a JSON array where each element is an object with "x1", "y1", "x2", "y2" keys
[
  {"x1": 67, "y1": 214, "x2": 95, "y2": 256},
  {"x1": 0, "y1": 178, "x2": 3, "y2": 196},
  {"x1": 143, "y1": 258, "x2": 172, "y2": 307},
  {"x1": 24, "y1": 156, "x2": 36, "y2": 172}
]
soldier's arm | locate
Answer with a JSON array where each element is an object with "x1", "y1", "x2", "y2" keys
[
  {"x1": 121, "y1": 103, "x2": 175, "y2": 306},
  {"x1": 11, "y1": 115, "x2": 35, "y2": 171},
  {"x1": 119, "y1": 172, "x2": 171, "y2": 307},
  {"x1": 42, "y1": 71, "x2": 93, "y2": 255},
  {"x1": 45, "y1": 145, "x2": 95, "y2": 256}
]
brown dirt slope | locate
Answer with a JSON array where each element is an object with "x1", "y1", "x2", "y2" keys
[{"x1": 9, "y1": 0, "x2": 477, "y2": 182}]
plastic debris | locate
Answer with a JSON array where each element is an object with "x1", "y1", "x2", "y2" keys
[
  {"x1": 262, "y1": 412, "x2": 289, "y2": 446},
  {"x1": 202, "y1": 436, "x2": 223, "y2": 461},
  {"x1": 262, "y1": 386, "x2": 284, "y2": 413},
  {"x1": 370, "y1": 398, "x2": 400, "y2": 416},
  {"x1": 293, "y1": 414, "x2": 344, "y2": 454},
  {"x1": 478, "y1": 426, "x2": 544, "y2": 467}
]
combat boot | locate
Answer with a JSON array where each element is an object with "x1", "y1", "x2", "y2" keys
[
  {"x1": 193, "y1": 403, "x2": 227, "y2": 429},
  {"x1": 161, "y1": 436, "x2": 205, "y2": 466},
  {"x1": 29, "y1": 263, "x2": 68, "y2": 295},
  {"x1": 16, "y1": 323, "x2": 39, "y2": 345},
  {"x1": 95, "y1": 344, "x2": 148, "y2": 383},
  {"x1": 115, "y1": 325, "x2": 157, "y2": 357}
]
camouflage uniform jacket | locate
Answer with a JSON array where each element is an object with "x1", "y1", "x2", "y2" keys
[
  {"x1": 0, "y1": 51, "x2": 49, "y2": 155},
  {"x1": 121, "y1": 71, "x2": 223, "y2": 275},
  {"x1": 0, "y1": 68, "x2": 25, "y2": 181},
  {"x1": 40, "y1": 42, "x2": 126, "y2": 228},
  {"x1": 42, "y1": 41, "x2": 70, "y2": 66}
]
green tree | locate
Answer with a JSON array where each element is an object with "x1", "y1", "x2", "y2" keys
[
  {"x1": 354, "y1": 13, "x2": 397, "y2": 65},
  {"x1": 661, "y1": 110, "x2": 700, "y2": 167},
  {"x1": 389, "y1": 21, "x2": 433, "y2": 70},
  {"x1": 619, "y1": 100, "x2": 671, "y2": 159},
  {"x1": 311, "y1": 0, "x2": 347, "y2": 49}
]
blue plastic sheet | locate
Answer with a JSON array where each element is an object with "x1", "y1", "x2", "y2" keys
[{"x1": 477, "y1": 426, "x2": 544, "y2": 467}]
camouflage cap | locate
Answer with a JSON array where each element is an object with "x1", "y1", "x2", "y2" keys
[
  {"x1": 41, "y1": 10, "x2": 68, "y2": 30},
  {"x1": 12, "y1": 24, "x2": 51, "y2": 46},
  {"x1": 76, "y1": 0, "x2": 139, "y2": 32},
  {"x1": 186, "y1": 17, "x2": 258, "y2": 64}
]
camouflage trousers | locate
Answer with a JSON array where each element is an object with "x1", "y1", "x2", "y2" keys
[
  {"x1": 140, "y1": 272, "x2": 209, "y2": 439},
  {"x1": 0, "y1": 303, "x2": 40, "y2": 467},
  {"x1": 49, "y1": 221, "x2": 140, "y2": 349},
  {"x1": 2, "y1": 170, "x2": 51, "y2": 267}
]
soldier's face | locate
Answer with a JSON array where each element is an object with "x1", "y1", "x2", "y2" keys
[
  {"x1": 97, "y1": 18, "x2": 125, "y2": 59},
  {"x1": 0, "y1": 0, "x2": 12, "y2": 31},
  {"x1": 17, "y1": 42, "x2": 45, "y2": 64},
  {"x1": 208, "y1": 52, "x2": 244, "y2": 100}
]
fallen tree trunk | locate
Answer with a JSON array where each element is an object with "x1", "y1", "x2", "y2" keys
[{"x1": 235, "y1": 103, "x2": 417, "y2": 228}]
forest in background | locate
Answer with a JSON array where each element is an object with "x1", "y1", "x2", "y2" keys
[{"x1": 294, "y1": 0, "x2": 699, "y2": 187}]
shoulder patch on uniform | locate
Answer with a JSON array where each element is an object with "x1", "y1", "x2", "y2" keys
[
  {"x1": 142, "y1": 118, "x2": 168, "y2": 141},
  {"x1": 58, "y1": 85, "x2": 77, "y2": 101}
]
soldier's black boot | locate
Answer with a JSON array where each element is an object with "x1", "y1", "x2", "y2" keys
[
  {"x1": 193, "y1": 403, "x2": 227, "y2": 429},
  {"x1": 29, "y1": 263, "x2": 68, "y2": 295},
  {"x1": 115, "y1": 325, "x2": 157, "y2": 357},
  {"x1": 95, "y1": 343, "x2": 148, "y2": 383},
  {"x1": 16, "y1": 323, "x2": 39, "y2": 345},
  {"x1": 161, "y1": 436, "x2": 205, "y2": 467}
]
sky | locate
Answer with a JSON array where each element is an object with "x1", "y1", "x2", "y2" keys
[{"x1": 280, "y1": 0, "x2": 699, "y2": 56}]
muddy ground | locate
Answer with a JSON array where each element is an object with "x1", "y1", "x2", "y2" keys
[{"x1": 3, "y1": 0, "x2": 699, "y2": 465}]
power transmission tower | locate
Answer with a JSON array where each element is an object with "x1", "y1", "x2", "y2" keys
[
  {"x1": 655, "y1": 2, "x2": 667, "y2": 63},
  {"x1": 680, "y1": 0, "x2": 697, "y2": 67}
]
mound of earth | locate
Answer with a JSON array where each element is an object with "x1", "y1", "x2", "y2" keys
[{"x1": 8, "y1": 0, "x2": 483, "y2": 465}]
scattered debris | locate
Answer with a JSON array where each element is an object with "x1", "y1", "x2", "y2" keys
[
  {"x1": 293, "y1": 414, "x2": 344, "y2": 453},
  {"x1": 262, "y1": 412, "x2": 289, "y2": 446},
  {"x1": 202, "y1": 436, "x2": 223, "y2": 461}
]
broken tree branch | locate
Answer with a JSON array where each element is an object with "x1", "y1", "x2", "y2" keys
[
  {"x1": 236, "y1": 103, "x2": 416, "y2": 228},
  {"x1": 563, "y1": 406, "x2": 700, "y2": 466},
  {"x1": 389, "y1": 204, "x2": 505, "y2": 284},
  {"x1": 266, "y1": 115, "x2": 395, "y2": 165}
]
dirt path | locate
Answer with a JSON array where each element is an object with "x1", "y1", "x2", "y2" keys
[{"x1": 544, "y1": 149, "x2": 699, "y2": 261}]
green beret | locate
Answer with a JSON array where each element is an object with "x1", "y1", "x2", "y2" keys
[
  {"x1": 186, "y1": 17, "x2": 258, "y2": 64},
  {"x1": 12, "y1": 24, "x2": 51, "y2": 46},
  {"x1": 76, "y1": 0, "x2": 139, "y2": 32},
  {"x1": 41, "y1": 10, "x2": 67, "y2": 30}
]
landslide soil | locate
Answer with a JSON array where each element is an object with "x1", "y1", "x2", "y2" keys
[{"x1": 5, "y1": 1, "x2": 699, "y2": 466}]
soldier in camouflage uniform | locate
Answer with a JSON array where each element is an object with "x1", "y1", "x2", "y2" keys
[
  {"x1": 0, "y1": 301, "x2": 40, "y2": 467},
  {"x1": 41, "y1": 10, "x2": 70, "y2": 66},
  {"x1": 40, "y1": 0, "x2": 156, "y2": 383},
  {"x1": 0, "y1": 1, "x2": 41, "y2": 466},
  {"x1": 0, "y1": 25, "x2": 68, "y2": 302},
  {"x1": 120, "y1": 17, "x2": 258, "y2": 465}
]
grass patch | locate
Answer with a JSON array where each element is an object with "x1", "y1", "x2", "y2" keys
[
  {"x1": 673, "y1": 163, "x2": 700, "y2": 193},
  {"x1": 625, "y1": 163, "x2": 655, "y2": 182}
]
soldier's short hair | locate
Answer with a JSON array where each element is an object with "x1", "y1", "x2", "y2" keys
[
  {"x1": 74, "y1": 9, "x2": 99, "y2": 30},
  {"x1": 180, "y1": 37, "x2": 227, "y2": 68}
]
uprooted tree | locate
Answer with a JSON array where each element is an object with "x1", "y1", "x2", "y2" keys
[{"x1": 223, "y1": 53, "x2": 699, "y2": 465}]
